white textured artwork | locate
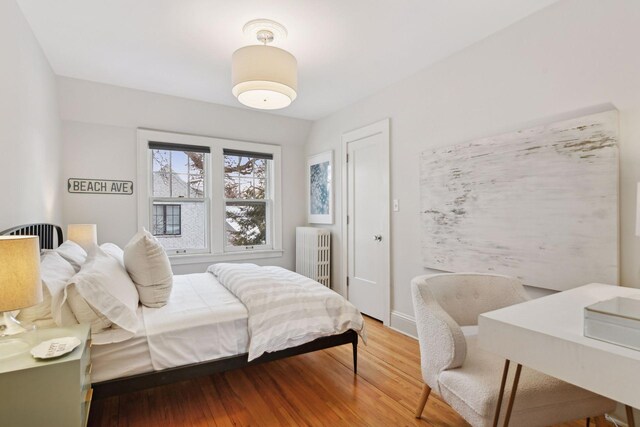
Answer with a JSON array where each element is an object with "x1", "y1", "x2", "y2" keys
[{"x1": 420, "y1": 110, "x2": 619, "y2": 291}]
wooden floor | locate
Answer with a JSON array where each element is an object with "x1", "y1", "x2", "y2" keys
[{"x1": 89, "y1": 317, "x2": 604, "y2": 427}]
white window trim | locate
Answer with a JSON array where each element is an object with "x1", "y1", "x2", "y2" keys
[{"x1": 137, "y1": 129, "x2": 283, "y2": 264}]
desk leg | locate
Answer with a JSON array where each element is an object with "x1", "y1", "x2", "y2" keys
[
  {"x1": 493, "y1": 359, "x2": 511, "y2": 427},
  {"x1": 503, "y1": 363, "x2": 522, "y2": 427},
  {"x1": 626, "y1": 405, "x2": 636, "y2": 427}
]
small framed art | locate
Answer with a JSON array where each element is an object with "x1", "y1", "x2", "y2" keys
[{"x1": 308, "y1": 150, "x2": 333, "y2": 224}]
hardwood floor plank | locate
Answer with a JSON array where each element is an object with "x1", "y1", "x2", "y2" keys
[{"x1": 88, "y1": 316, "x2": 611, "y2": 427}]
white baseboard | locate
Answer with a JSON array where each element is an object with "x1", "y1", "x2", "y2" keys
[{"x1": 389, "y1": 310, "x2": 418, "y2": 339}]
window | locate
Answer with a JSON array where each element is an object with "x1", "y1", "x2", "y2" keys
[
  {"x1": 224, "y1": 150, "x2": 273, "y2": 249},
  {"x1": 149, "y1": 142, "x2": 209, "y2": 254},
  {"x1": 138, "y1": 130, "x2": 282, "y2": 262},
  {"x1": 152, "y1": 204, "x2": 181, "y2": 236}
]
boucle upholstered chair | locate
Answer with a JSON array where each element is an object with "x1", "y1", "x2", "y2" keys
[{"x1": 411, "y1": 273, "x2": 616, "y2": 427}]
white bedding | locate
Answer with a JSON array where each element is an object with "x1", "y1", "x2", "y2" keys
[
  {"x1": 91, "y1": 309, "x2": 153, "y2": 382},
  {"x1": 91, "y1": 273, "x2": 249, "y2": 382},
  {"x1": 142, "y1": 273, "x2": 249, "y2": 369},
  {"x1": 209, "y1": 263, "x2": 366, "y2": 361},
  {"x1": 91, "y1": 268, "x2": 360, "y2": 382}
]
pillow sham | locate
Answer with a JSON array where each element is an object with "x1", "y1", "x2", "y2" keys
[
  {"x1": 66, "y1": 247, "x2": 139, "y2": 334},
  {"x1": 123, "y1": 230, "x2": 173, "y2": 308},
  {"x1": 55, "y1": 240, "x2": 87, "y2": 272},
  {"x1": 20, "y1": 251, "x2": 78, "y2": 327},
  {"x1": 100, "y1": 242, "x2": 124, "y2": 267}
]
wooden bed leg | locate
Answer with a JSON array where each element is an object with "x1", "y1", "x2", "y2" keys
[{"x1": 352, "y1": 333, "x2": 358, "y2": 374}]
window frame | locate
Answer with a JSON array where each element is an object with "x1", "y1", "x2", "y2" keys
[{"x1": 137, "y1": 129, "x2": 283, "y2": 264}]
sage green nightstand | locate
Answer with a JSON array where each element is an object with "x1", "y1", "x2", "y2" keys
[{"x1": 0, "y1": 324, "x2": 92, "y2": 427}]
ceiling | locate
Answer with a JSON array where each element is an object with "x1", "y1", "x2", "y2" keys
[{"x1": 17, "y1": 0, "x2": 558, "y2": 120}]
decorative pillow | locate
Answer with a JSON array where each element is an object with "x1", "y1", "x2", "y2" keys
[
  {"x1": 19, "y1": 251, "x2": 78, "y2": 327},
  {"x1": 101, "y1": 243, "x2": 124, "y2": 267},
  {"x1": 55, "y1": 240, "x2": 87, "y2": 272},
  {"x1": 124, "y1": 230, "x2": 173, "y2": 308},
  {"x1": 66, "y1": 247, "x2": 139, "y2": 334}
]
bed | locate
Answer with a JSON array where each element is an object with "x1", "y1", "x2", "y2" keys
[{"x1": 1, "y1": 223, "x2": 361, "y2": 399}]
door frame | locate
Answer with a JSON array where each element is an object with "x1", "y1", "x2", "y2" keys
[{"x1": 341, "y1": 118, "x2": 391, "y2": 325}]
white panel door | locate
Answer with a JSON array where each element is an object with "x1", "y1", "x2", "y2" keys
[{"x1": 344, "y1": 119, "x2": 390, "y2": 323}]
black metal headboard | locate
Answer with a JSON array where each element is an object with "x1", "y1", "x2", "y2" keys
[{"x1": 0, "y1": 223, "x2": 64, "y2": 249}]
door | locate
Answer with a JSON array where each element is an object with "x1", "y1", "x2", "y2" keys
[{"x1": 343, "y1": 119, "x2": 390, "y2": 323}]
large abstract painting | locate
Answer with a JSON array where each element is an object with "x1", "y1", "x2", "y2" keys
[{"x1": 420, "y1": 110, "x2": 619, "y2": 291}]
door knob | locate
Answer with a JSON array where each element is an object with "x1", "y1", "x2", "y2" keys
[{"x1": 374, "y1": 234, "x2": 382, "y2": 242}]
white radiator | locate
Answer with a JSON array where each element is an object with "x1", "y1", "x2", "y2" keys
[{"x1": 296, "y1": 227, "x2": 331, "y2": 288}]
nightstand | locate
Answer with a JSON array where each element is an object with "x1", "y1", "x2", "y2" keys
[{"x1": 0, "y1": 324, "x2": 92, "y2": 427}]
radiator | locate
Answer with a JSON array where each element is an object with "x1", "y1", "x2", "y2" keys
[{"x1": 296, "y1": 227, "x2": 331, "y2": 287}]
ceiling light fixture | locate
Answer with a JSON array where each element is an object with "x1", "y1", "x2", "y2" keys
[{"x1": 232, "y1": 19, "x2": 297, "y2": 110}]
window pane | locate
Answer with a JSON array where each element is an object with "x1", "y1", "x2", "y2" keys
[
  {"x1": 152, "y1": 172, "x2": 171, "y2": 197},
  {"x1": 171, "y1": 151, "x2": 188, "y2": 174},
  {"x1": 254, "y1": 178, "x2": 266, "y2": 199},
  {"x1": 153, "y1": 150, "x2": 170, "y2": 172},
  {"x1": 239, "y1": 178, "x2": 254, "y2": 199},
  {"x1": 152, "y1": 201, "x2": 205, "y2": 250},
  {"x1": 188, "y1": 174, "x2": 204, "y2": 198},
  {"x1": 171, "y1": 174, "x2": 188, "y2": 198},
  {"x1": 225, "y1": 201, "x2": 266, "y2": 246},
  {"x1": 152, "y1": 205, "x2": 166, "y2": 236},
  {"x1": 224, "y1": 153, "x2": 270, "y2": 200}
]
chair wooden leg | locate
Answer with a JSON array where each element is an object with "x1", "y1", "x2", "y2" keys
[
  {"x1": 502, "y1": 363, "x2": 522, "y2": 427},
  {"x1": 493, "y1": 359, "x2": 511, "y2": 427},
  {"x1": 415, "y1": 384, "x2": 431, "y2": 418},
  {"x1": 593, "y1": 415, "x2": 608, "y2": 427},
  {"x1": 626, "y1": 405, "x2": 636, "y2": 427},
  {"x1": 586, "y1": 417, "x2": 590, "y2": 427}
]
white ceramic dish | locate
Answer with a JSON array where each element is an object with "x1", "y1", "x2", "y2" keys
[{"x1": 30, "y1": 336, "x2": 81, "y2": 359}]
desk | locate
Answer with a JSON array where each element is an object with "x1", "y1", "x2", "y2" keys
[{"x1": 479, "y1": 283, "x2": 639, "y2": 426}]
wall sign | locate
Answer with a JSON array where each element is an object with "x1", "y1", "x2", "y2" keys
[{"x1": 68, "y1": 178, "x2": 133, "y2": 195}]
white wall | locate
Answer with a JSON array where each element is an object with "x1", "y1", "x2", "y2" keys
[
  {"x1": 305, "y1": 0, "x2": 640, "y2": 331},
  {"x1": 0, "y1": 0, "x2": 61, "y2": 230},
  {"x1": 59, "y1": 77, "x2": 311, "y2": 274}
]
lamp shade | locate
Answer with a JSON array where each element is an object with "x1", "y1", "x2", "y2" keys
[
  {"x1": 0, "y1": 236, "x2": 42, "y2": 312},
  {"x1": 232, "y1": 45, "x2": 297, "y2": 110},
  {"x1": 67, "y1": 224, "x2": 97, "y2": 251}
]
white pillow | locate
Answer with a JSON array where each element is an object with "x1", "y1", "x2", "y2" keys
[
  {"x1": 20, "y1": 251, "x2": 79, "y2": 327},
  {"x1": 124, "y1": 230, "x2": 173, "y2": 308},
  {"x1": 67, "y1": 247, "x2": 139, "y2": 335},
  {"x1": 16, "y1": 286, "x2": 56, "y2": 328},
  {"x1": 55, "y1": 240, "x2": 87, "y2": 272},
  {"x1": 101, "y1": 243, "x2": 124, "y2": 267}
]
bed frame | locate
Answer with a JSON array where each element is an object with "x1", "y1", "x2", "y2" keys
[{"x1": 1, "y1": 223, "x2": 359, "y2": 399}]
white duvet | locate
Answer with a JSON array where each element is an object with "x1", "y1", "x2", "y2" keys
[
  {"x1": 141, "y1": 273, "x2": 249, "y2": 369},
  {"x1": 209, "y1": 263, "x2": 366, "y2": 361}
]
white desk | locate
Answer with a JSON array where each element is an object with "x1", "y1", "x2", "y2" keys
[{"x1": 479, "y1": 283, "x2": 639, "y2": 425}]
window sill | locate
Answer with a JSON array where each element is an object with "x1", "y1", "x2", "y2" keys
[{"x1": 168, "y1": 249, "x2": 285, "y2": 266}]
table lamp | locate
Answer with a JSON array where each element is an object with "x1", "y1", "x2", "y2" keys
[
  {"x1": 67, "y1": 224, "x2": 98, "y2": 251},
  {"x1": 0, "y1": 236, "x2": 42, "y2": 337}
]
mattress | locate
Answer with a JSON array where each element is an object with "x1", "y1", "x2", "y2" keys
[{"x1": 91, "y1": 273, "x2": 249, "y2": 383}]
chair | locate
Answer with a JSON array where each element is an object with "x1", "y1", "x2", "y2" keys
[{"x1": 411, "y1": 273, "x2": 616, "y2": 427}]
